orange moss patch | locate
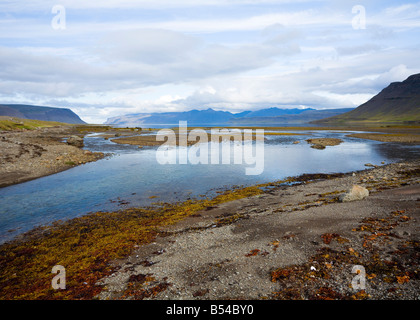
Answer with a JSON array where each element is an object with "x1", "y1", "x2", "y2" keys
[
  {"x1": 122, "y1": 278, "x2": 171, "y2": 300},
  {"x1": 0, "y1": 184, "x2": 265, "y2": 300},
  {"x1": 321, "y1": 233, "x2": 349, "y2": 245},
  {"x1": 245, "y1": 249, "x2": 260, "y2": 257},
  {"x1": 271, "y1": 209, "x2": 419, "y2": 300},
  {"x1": 0, "y1": 172, "x2": 348, "y2": 300}
]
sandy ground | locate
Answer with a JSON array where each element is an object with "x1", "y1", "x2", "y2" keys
[
  {"x1": 96, "y1": 160, "x2": 420, "y2": 300},
  {"x1": 0, "y1": 126, "x2": 104, "y2": 188}
]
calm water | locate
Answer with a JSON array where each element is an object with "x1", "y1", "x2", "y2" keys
[{"x1": 1, "y1": 130, "x2": 419, "y2": 244}]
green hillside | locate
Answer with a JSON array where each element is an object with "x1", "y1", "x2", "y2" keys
[{"x1": 0, "y1": 116, "x2": 70, "y2": 131}]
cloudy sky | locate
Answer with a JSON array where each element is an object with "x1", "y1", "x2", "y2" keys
[{"x1": 1, "y1": 0, "x2": 420, "y2": 123}]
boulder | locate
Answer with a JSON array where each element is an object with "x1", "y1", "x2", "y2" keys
[
  {"x1": 339, "y1": 185, "x2": 369, "y2": 202},
  {"x1": 364, "y1": 163, "x2": 377, "y2": 167},
  {"x1": 67, "y1": 135, "x2": 84, "y2": 148},
  {"x1": 310, "y1": 144, "x2": 326, "y2": 150},
  {"x1": 306, "y1": 138, "x2": 343, "y2": 149}
]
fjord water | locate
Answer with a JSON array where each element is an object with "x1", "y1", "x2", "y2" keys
[{"x1": 1, "y1": 130, "x2": 419, "y2": 244}]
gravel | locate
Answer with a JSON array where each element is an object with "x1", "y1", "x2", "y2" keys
[
  {"x1": 0, "y1": 126, "x2": 104, "y2": 188},
  {"x1": 96, "y1": 160, "x2": 420, "y2": 300}
]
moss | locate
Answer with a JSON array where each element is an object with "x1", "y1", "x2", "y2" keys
[
  {"x1": 121, "y1": 275, "x2": 171, "y2": 300},
  {"x1": 245, "y1": 249, "x2": 261, "y2": 257},
  {"x1": 271, "y1": 206, "x2": 418, "y2": 300},
  {"x1": 320, "y1": 233, "x2": 349, "y2": 245},
  {"x1": 270, "y1": 247, "x2": 363, "y2": 300},
  {"x1": 319, "y1": 190, "x2": 345, "y2": 197},
  {"x1": 398, "y1": 168, "x2": 420, "y2": 177},
  {"x1": 0, "y1": 168, "x2": 399, "y2": 300},
  {"x1": 0, "y1": 117, "x2": 69, "y2": 131},
  {"x1": 215, "y1": 213, "x2": 248, "y2": 227},
  {"x1": 0, "y1": 184, "x2": 266, "y2": 300}
]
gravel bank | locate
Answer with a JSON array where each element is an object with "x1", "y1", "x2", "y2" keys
[
  {"x1": 96, "y1": 160, "x2": 419, "y2": 300},
  {"x1": 0, "y1": 126, "x2": 104, "y2": 188},
  {"x1": 347, "y1": 133, "x2": 420, "y2": 144}
]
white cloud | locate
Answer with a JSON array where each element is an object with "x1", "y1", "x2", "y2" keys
[
  {"x1": 335, "y1": 44, "x2": 382, "y2": 56},
  {"x1": 1, "y1": 1, "x2": 419, "y2": 123},
  {"x1": 0, "y1": 24, "x2": 303, "y2": 98},
  {"x1": 0, "y1": 0, "x2": 321, "y2": 12}
]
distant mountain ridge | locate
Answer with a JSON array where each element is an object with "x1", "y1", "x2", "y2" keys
[
  {"x1": 229, "y1": 108, "x2": 354, "y2": 124},
  {"x1": 0, "y1": 104, "x2": 86, "y2": 124},
  {"x1": 240, "y1": 107, "x2": 314, "y2": 118},
  {"x1": 105, "y1": 107, "x2": 353, "y2": 126},
  {"x1": 315, "y1": 73, "x2": 420, "y2": 123}
]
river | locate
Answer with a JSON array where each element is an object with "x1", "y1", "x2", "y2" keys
[{"x1": 0, "y1": 129, "x2": 419, "y2": 244}]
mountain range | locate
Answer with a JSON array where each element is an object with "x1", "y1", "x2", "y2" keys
[
  {"x1": 0, "y1": 104, "x2": 86, "y2": 124},
  {"x1": 108, "y1": 73, "x2": 420, "y2": 126},
  {"x1": 229, "y1": 108, "x2": 355, "y2": 124},
  {"x1": 3, "y1": 73, "x2": 419, "y2": 126},
  {"x1": 315, "y1": 73, "x2": 420, "y2": 124},
  {"x1": 104, "y1": 107, "x2": 354, "y2": 126}
]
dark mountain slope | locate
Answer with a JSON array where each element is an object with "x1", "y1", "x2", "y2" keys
[
  {"x1": 315, "y1": 74, "x2": 420, "y2": 123},
  {"x1": 0, "y1": 104, "x2": 86, "y2": 124}
]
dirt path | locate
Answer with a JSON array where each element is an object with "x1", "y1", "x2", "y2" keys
[{"x1": 97, "y1": 161, "x2": 420, "y2": 300}]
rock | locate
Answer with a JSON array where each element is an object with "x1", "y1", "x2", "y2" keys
[
  {"x1": 293, "y1": 141, "x2": 300, "y2": 144},
  {"x1": 66, "y1": 135, "x2": 84, "y2": 148},
  {"x1": 339, "y1": 185, "x2": 369, "y2": 202},
  {"x1": 310, "y1": 144, "x2": 326, "y2": 150},
  {"x1": 364, "y1": 163, "x2": 374, "y2": 167},
  {"x1": 306, "y1": 138, "x2": 342, "y2": 149}
]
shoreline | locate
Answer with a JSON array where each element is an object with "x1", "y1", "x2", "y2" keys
[
  {"x1": 97, "y1": 160, "x2": 419, "y2": 300},
  {"x1": 0, "y1": 158, "x2": 418, "y2": 299},
  {"x1": 1, "y1": 123, "x2": 419, "y2": 300},
  {"x1": 0, "y1": 126, "x2": 105, "y2": 188}
]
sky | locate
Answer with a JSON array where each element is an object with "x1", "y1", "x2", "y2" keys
[{"x1": 1, "y1": 0, "x2": 420, "y2": 123}]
